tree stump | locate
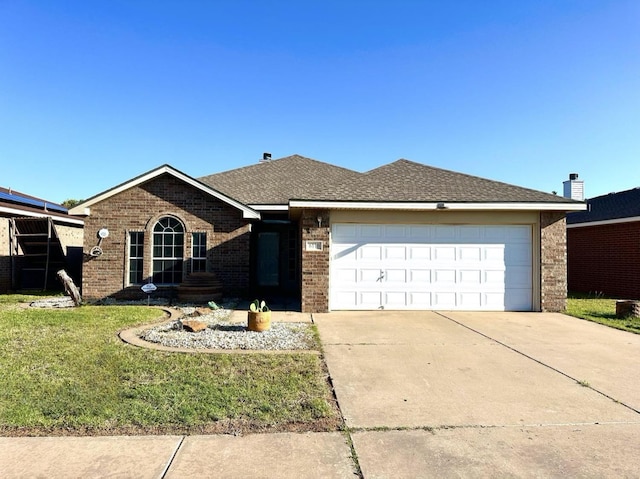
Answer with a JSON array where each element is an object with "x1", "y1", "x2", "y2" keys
[
  {"x1": 57, "y1": 269, "x2": 82, "y2": 306},
  {"x1": 615, "y1": 300, "x2": 640, "y2": 318}
]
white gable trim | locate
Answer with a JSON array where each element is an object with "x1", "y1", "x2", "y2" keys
[
  {"x1": 289, "y1": 200, "x2": 587, "y2": 211},
  {"x1": 248, "y1": 204, "x2": 289, "y2": 211},
  {"x1": 69, "y1": 165, "x2": 260, "y2": 219},
  {"x1": 567, "y1": 215, "x2": 640, "y2": 228}
]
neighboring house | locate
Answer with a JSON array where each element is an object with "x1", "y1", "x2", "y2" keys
[
  {"x1": 70, "y1": 154, "x2": 585, "y2": 313},
  {"x1": 567, "y1": 186, "x2": 640, "y2": 299},
  {"x1": 0, "y1": 187, "x2": 84, "y2": 292}
]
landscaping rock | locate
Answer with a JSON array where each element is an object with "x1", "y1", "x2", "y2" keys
[{"x1": 182, "y1": 319, "x2": 208, "y2": 332}]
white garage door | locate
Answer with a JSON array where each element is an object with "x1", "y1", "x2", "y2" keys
[{"x1": 330, "y1": 224, "x2": 532, "y2": 311}]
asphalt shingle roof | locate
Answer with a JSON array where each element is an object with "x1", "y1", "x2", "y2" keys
[
  {"x1": 567, "y1": 187, "x2": 640, "y2": 224},
  {"x1": 200, "y1": 155, "x2": 580, "y2": 205},
  {"x1": 300, "y1": 159, "x2": 575, "y2": 203},
  {"x1": 199, "y1": 154, "x2": 361, "y2": 205}
]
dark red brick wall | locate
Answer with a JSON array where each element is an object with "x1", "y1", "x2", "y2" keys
[
  {"x1": 540, "y1": 212, "x2": 567, "y2": 312},
  {"x1": 300, "y1": 209, "x2": 330, "y2": 313},
  {"x1": 82, "y1": 174, "x2": 251, "y2": 300},
  {"x1": 567, "y1": 221, "x2": 640, "y2": 299}
]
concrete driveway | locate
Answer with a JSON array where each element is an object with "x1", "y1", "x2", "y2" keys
[{"x1": 314, "y1": 311, "x2": 640, "y2": 478}]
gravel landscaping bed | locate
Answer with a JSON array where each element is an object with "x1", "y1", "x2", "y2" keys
[{"x1": 140, "y1": 308, "x2": 318, "y2": 351}]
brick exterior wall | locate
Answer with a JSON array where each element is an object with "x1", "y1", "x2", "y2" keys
[
  {"x1": 82, "y1": 174, "x2": 251, "y2": 301},
  {"x1": 540, "y1": 211, "x2": 567, "y2": 312},
  {"x1": 300, "y1": 209, "x2": 330, "y2": 313},
  {"x1": 567, "y1": 221, "x2": 640, "y2": 299}
]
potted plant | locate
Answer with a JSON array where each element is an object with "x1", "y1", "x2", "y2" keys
[{"x1": 248, "y1": 299, "x2": 271, "y2": 332}]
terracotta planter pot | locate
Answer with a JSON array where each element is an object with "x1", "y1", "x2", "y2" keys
[{"x1": 248, "y1": 311, "x2": 271, "y2": 332}]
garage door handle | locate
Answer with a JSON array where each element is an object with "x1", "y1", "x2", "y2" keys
[{"x1": 377, "y1": 270, "x2": 385, "y2": 282}]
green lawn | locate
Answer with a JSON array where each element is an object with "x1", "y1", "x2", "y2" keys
[
  {"x1": 0, "y1": 296, "x2": 339, "y2": 436},
  {"x1": 565, "y1": 295, "x2": 640, "y2": 334}
]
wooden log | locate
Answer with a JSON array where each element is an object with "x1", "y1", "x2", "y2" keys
[
  {"x1": 57, "y1": 269, "x2": 82, "y2": 306},
  {"x1": 615, "y1": 300, "x2": 640, "y2": 318}
]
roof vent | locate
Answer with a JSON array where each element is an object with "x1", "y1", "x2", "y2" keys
[
  {"x1": 260, "y1": 152, "x2": 272, "y2": 162},
  {"x1": 563, "y1": 173, "x2": 584, "y2": 201}
]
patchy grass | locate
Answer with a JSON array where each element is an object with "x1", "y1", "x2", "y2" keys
[
  {"x1": 0, "y1": 295, "x2": 339, "y2": 436},
  {"x1": 565, "y1": 294, "x2": 640, "y2": 334}
]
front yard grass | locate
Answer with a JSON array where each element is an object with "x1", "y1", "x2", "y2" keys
[
  {"x1": 565, "y1": 294, "x2": 640, "y2": 334},
  {"x1": 0, "y1": 296, "x2": 340, "y2": 436}
]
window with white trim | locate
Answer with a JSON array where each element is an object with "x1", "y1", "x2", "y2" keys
[
  {"x1": 152, "y1": 217, "x2": 184, "y2": 284},
  {"x1": 128, "y1": 231, "x2": 144, "y2": 285},
  {"x1": 192, "y1": 232, "x2": 207, "y2": 273}
]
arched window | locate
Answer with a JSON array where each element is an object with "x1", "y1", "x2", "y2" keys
[{"x1": 152, "y1": 216, "x2": 184, "y2": 284}]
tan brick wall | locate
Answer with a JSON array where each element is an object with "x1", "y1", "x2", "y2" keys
[
  {"x1": 540, "y1": 211, "x2": 567, "y2": 312},
  {"x1": 300, "y1": 209, "x2": 330, "y2": 313},
  {"x1": 56, "y1": 224, "x2": 84, "y2": 253},
  {"x1": 82, "y1": 174, "x2": 251, "y2": 300}
]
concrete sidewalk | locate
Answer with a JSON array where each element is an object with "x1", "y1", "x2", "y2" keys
[{"x1": 0, "y1": 432, "x2": 356, "y2": 478}]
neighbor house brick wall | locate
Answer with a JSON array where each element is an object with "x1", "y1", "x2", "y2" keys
[
  {"x1": 82, "y1": 174, "x2": 251, "y2": 300},
  {"x1": 540, "y1": 211, "x2": 567, "y2": 312},
  {"x1": 300, "y1": 209, "x2": 330, "y2": 313},
  {"x1": 568, "y1": 221, "x2": 640, "y2": 299}
]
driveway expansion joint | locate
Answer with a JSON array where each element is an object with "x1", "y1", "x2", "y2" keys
[{"x1": 160, "y1": 435, "x2": 185, "y2": 479}]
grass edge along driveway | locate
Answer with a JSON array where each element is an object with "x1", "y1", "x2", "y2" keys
[
  {"x1": 0, "y1": 297, "x2": 340, "y2": 436},
  {"x1": 565, "y1": 295, "x2": 640, "y2": 335}
]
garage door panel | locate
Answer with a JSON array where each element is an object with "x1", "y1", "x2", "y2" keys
[
  {"x1": 332, "y1": 224, "x2": 357, "y2": 241},
  {"x1": 460, "y1": 292, "x2": 482, "y2": 308},
  {"x1": 360, "y1": 225, "x2": 383, "y2": 240},
  {"x1": 484, "y1": 269, "x2": 505, "y2": 285},
  {"x1": 409, "y1": 292, "x2": 432, "y2": 307},
  {"x1": 458, "y1": 226, "x2": 482, "y2": 240},
  {"x1": 360, "y1": 291, "x2": 382, "y2": 308},
  {"x1": 410, "y1": 269, "x2": 431, "y2": 283},
  {"x1": 334, "y1": 268, "x2": 358, "y2": 284},
  {"x1": 409, "y1": 225, "x2": 431, "y2": 241},
  {"x1": 505, "y1": 289, "x2": 533, "y2": 311},
  {"x1": 434, "y1": 247, "x2": 456, "y2": 261},
  {"x1": 410, "y1": 246, "x2": 431, "y2": 260},
  {"x1": 434, "y1": 269, "x2": 456, "y2": 284},
  {"x1": 330, "y1": 224, "x2": 532, "y2": 311},
  {"x1": 360, "y1": 245, "x2": 382, "y2": 260},
  {"x1": 506, "y1": 244, "x2": 531, "y2": 264},
  {"x1": 459, "y1": 269, "x2": 482, "y2": 285},
  {"x1": 433, "y1": 292, "x2": 457, "y2": 308},
  {"x1": 360, "y1": 269, "x2": 383, "y2": 282},
  {"x1": 505, "y1": 266, "x2": 532, "y2": 288},
  {"x1": 385, "y1": 291, "x2": 407, "y2": 307},
  {"x1": 484, "y1": 246, "x2": 505, "y2": 262},
  {"x1": 384, "y1": 225, "x2": 407, "y2": 238},
  {"x1": 434, "y1": 226, "x2": 457, "y2": 241},
  {"x1": 385, "y1": 269, "x2": 407, "y2": 283},
  {"x1": 459, "y1": 246, "x2": 482, "y2": 261},
  {"x1": 385, "y1": 245, "x2": 406, "y2": 260}
]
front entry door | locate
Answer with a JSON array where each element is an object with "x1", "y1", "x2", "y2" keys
[{"x1": 257, "y1": 232, "x2": 279, "y2": 286}]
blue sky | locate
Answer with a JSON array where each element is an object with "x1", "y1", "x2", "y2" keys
[{"x1": 1, "y1": 1, "x2": 638, "y2": 204}]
